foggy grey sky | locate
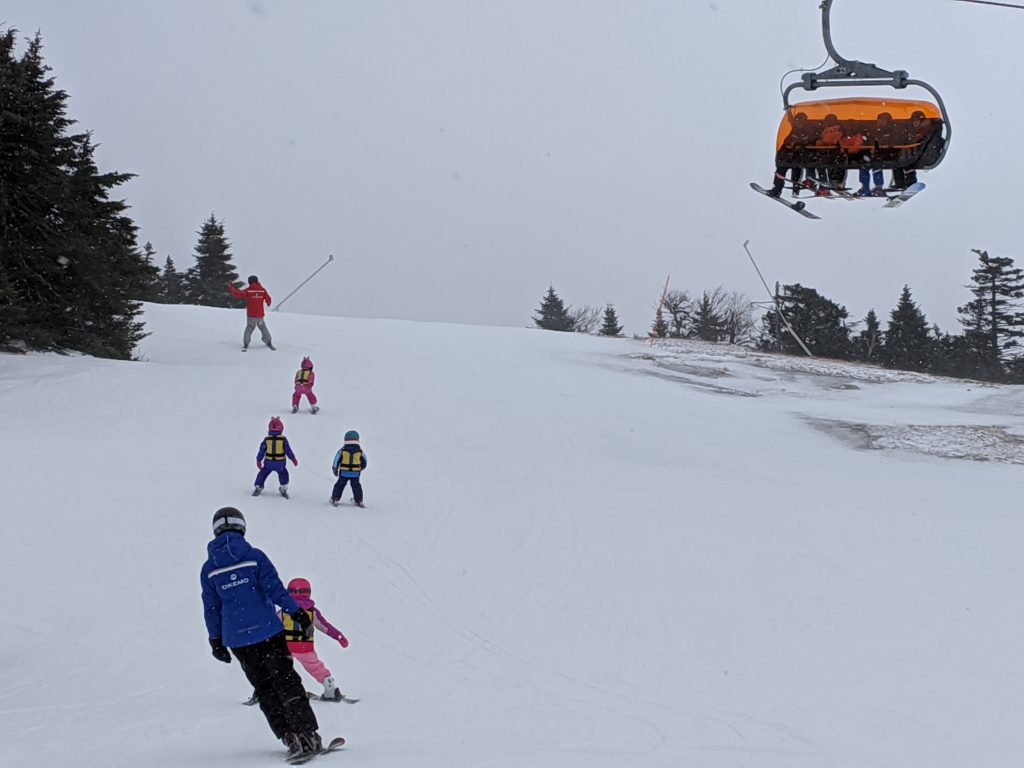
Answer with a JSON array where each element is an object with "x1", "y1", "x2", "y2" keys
[{"x1": 5, "y1": 1, "x2": 1023, "y2": 336}]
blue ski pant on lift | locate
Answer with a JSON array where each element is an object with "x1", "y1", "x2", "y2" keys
[
  {"x1": 859, "y1": 168, "x2": 885, "y2": 188},
  {"x1": 255, "y1": 461, "x2": 289, "y2": 489}
]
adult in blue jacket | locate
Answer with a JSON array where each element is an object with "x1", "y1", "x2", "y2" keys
[{"x1": 201, "y1": 506, "x2": 323, "y2": 759}]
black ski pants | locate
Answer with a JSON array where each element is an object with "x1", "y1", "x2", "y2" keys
[{"x1": 231, "y1": 631, "x2": 318, "y2": 739}]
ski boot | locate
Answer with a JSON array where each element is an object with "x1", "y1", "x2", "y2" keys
[
  {"x1": 282, "y1": 733, "x2": 303, "y2": 758},
  {"x1": 292, "y1": 405, "x2": 299, "y2": 414},
  {"x1": 252, "y1": 486, "x2": 263, "y2": 497},
  {"x1": 872, "y1": 186, "x2": 887, "y2": 197},
  {"x1": 310, "y1": 405, "x2": 320, "y2": 414},
  {"x1": 296, "y1": 731, "x2": 323, "y2": 757},
  {"x1": 323, "y1": 676, "x2": 342, "y2": 702},
  {"x1": 279, "y1": 485, "x2": 290, "y2": 499},
  {"x1": 329, "y1": 498, "x2": 340, "y2": 507},
  {"x1": 793, "y1": 178, "x2": 816, "y2": 198},
  {"x1": 354, "y1": 500, "x2": 366, "y2": 508}
]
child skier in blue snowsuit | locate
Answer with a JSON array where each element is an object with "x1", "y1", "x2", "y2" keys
[
  {"x1": 255, "y1": 416, "x2": 298, "y2": 497},
  {"x1": 330, "y1": 430, "x2": 367, "y2": 507}
]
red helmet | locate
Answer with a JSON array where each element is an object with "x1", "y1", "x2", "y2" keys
[
  {"x1": 268, "y1": 416, "x2": 284, "y2": 433},
  {"x1": 301, "y1": 356, "x2": 313, "y2": 370},
  {"x1": 288, "y1": 577, "x2": 311, "y2": 597}
]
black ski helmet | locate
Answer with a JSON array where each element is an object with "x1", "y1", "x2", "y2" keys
[
  {"x1": 212, "y1": 506, "x2": 246, "y2": 537},
  {"x1": 247, "y1": 275, "x2": 259, "y2": 284}
]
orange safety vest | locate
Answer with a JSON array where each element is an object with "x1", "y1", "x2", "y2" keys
[{"x1": 295, "y1": 369, "x2": 312, "y2": 385}]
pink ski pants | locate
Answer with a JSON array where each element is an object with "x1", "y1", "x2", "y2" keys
[
  {"x1": 292, "y1": 384, "x2": 318, "y2": 408},
  {"x1": 291, "y1": 650, "x2": 331, "y2": 683}
]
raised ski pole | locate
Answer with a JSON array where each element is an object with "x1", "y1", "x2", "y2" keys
[{"x1": 273, "y1": 254, "x2": 335, "y2": 312}]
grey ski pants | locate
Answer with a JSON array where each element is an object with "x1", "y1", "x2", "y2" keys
[{"x1": 244, "y1": 316, "x2": 272, "y2": 348}]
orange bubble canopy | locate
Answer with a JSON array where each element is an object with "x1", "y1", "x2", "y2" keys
[{"x1": 775, "y1": 97, "x2": 946, "y2": 171}]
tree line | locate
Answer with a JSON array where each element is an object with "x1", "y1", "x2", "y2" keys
[
  {"x1": 534, "y1": 285, "x2": 758, "y2": 344},
  {"x1": 535, "y1": 248, "x2": 1024, "y2": 384},
  {"x1": 759, "y1": 249, "x2": 1024, "y2": 382},
  {"x1": 1, "y1": 29, "x2": 249, "y2": 359}
]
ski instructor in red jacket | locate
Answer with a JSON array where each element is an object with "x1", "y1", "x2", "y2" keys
[{"x1": 229, "y1": 275, "x2": 275, "y2": 351}]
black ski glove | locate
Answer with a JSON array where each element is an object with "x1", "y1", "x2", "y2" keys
[
  {"x1": 209, "y1": 637, "x2": 232, "y2": 663},
  {"x1": 290, "y1": 610, "x2": 312, "y2": 633}
]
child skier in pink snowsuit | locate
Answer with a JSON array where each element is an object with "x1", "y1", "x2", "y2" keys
[
  {"x1": 292, "y1": 357, "x2": 319, "y2": 414},
  {"x1": 279, "y1": 577, "x2": 350, "y2": 700}
]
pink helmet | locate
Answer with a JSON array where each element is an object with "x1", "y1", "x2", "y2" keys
[
  {"x1": 288, "y1": 577, "x2": 311, "y2": 597},
  {"x1": 301, "y1": 356, "x2": 313, "y2": 370},
  {"x1": 268, "y1": 416, "x2": 284, "y2": 433}
]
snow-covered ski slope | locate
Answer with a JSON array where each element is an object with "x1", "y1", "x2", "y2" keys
[{"x1": 3, "y1": 303, "x2": 1024, "y2": 768}]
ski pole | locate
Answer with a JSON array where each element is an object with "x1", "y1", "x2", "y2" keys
[{"x1": 273, "y1": 254, "x2": 335, "y2": 312}]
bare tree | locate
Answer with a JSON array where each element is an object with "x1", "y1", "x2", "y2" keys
[
  {"x1": 720, "y1": 291, "x2": 757, "y2": 345},
  {"x1": 568, "y1": 305, "x2": 602, "y2": 334},
  {"x1": 662, "y1": 289, "x2": 693, "y2": 338}
]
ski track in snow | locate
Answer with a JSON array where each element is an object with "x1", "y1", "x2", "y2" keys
[{"x1": 2, "y1": 306, "x2": 1023, "y2": 767}]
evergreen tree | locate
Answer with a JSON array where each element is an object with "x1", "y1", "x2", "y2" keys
[
  {"x1": 137, "y1": 241, "x2": 163, "y2": 301},
  {"x1": 161, "y1": 256, "x2": 188, "y2": 304},
  {"x1": 0, "y1": 272, "x2": 27, "y2": 349},
  {"x1": 0, "y1": 30, "x2": 148, "y2": 358},
  {"x1": 928, "y1": 327, "x2": 981, "y2": 380},
  {"x1": 599, "y1": 304, "x2": 623, "y2": 337},
  {"x1": 882, "y1": 286, "x2": 931, "y2": 371},
  {"x1": 759, "y1": 284, "x2": 851, "y2": 358},
  {"x1": 957, "y1": 249, "x2": 1024, "y2": 380},
  {"x1": 533, "y1": 285, "x2": 574, "y2": 331},
  {"x1": 185, "y1": 214, "x2": 241, "y2": 307},
  {"x1": 650, "y1": 307, "x2": 668, "y2": 339},
  {"x1": 856, "y1": 309, "x2": 883, "y2": 362},
  {"x1": 692, "y1": 289, "x2": 725, "y2": 342}
]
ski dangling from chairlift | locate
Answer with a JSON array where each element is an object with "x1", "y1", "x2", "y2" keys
[{"x1": 753, "y1": 0, "x2": 950, "y2": 215}]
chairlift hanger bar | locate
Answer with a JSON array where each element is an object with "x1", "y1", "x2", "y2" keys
[{"x1": 782, "y1": 0, "x2": 951, "y2": 165}]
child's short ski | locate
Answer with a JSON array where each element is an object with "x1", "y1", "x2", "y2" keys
[
  {"x1": 286, "y1": 736, "x2": 346, "y2": 765},
  {"x1": 307, "y1": 690, "x2": 360, "y2": 704},
  {"x1": 750, "y1": 182, "x2": 820, "y2": 219},
  {"x1": 882, "y1": 181, "x2": 926, "y2": 208}
]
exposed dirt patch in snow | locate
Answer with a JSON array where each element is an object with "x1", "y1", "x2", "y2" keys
[{"x1": 806, "y1": 418, "x2": 1024, "y2": 464}]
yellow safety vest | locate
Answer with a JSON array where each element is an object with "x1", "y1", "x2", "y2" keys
[
  {"x1": 264, "y1": 436, "x2": 286, "y2": 462},
  {"x1": 337, "y1": 448, "x2": 363, "y2": 472},
  {"x1": 295, "y1": 370, "x2": 312, "y2": 385},
  {"x1": 281, "y1": 610, "x2": 314, "y2": 643}
]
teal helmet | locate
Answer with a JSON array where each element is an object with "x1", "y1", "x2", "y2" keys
[{"x1": 344, "y1": 430, "x2": 359, "y2": 441}]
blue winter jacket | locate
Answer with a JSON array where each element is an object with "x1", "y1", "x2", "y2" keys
[{"x1": 200, "y1": 532, "x2": 300, "y2": 648}]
